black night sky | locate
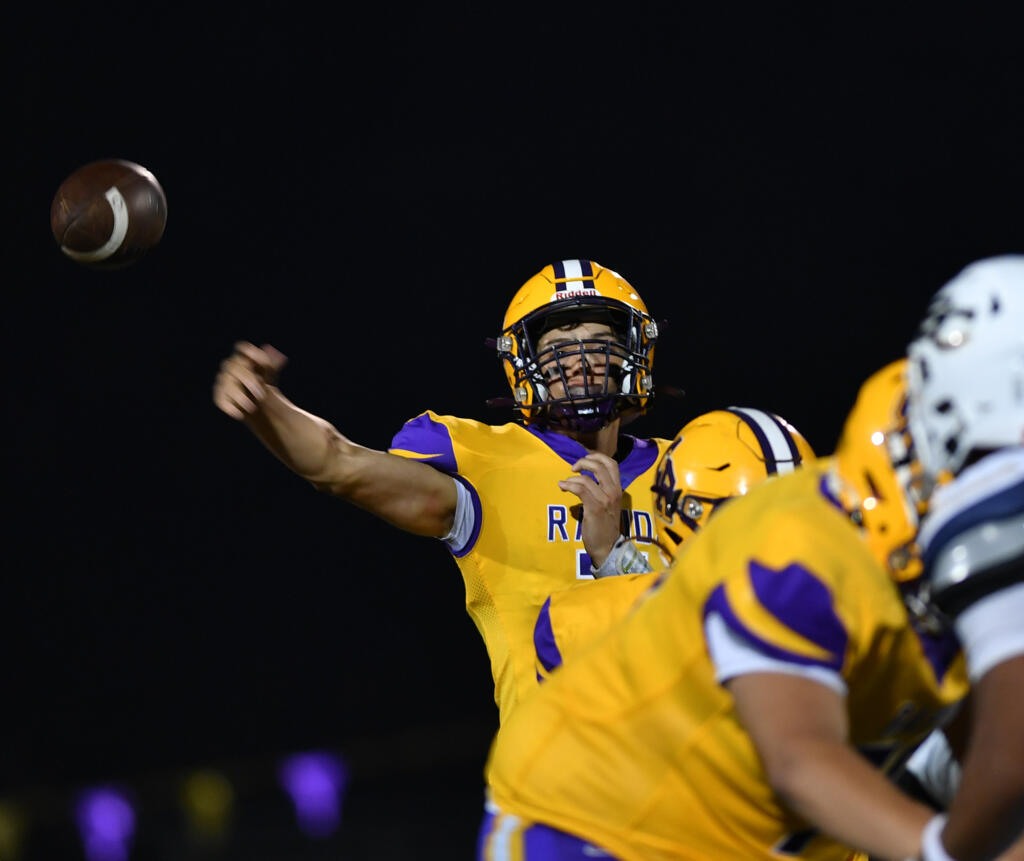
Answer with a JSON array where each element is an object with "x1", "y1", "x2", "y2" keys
[{"x1": 4, "y1": 5, "x2": 1023, "y2": 858}]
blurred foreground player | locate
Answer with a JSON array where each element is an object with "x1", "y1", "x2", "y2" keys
[
  {"x1": 213, "y1": 260, "x2": 670, "y2": 724},
  {"x1": 481, "y1": 360, "x2": 968, "y2": 861},
  {"x1": 534, "y1": 408, "x2": 815, "y2": 678},
  {"x1": 901, "y1": 256, "x2": 1024, "y2": 861}
]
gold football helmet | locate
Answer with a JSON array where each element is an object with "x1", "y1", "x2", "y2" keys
[
  {"x1": 496, "y1": 259, "x2": 657, "y2": 431},
  {"x1": 832, "y1": 359, "x2": 925, "y2": 581},
  {"x1": 652, "y1": 408, "x2": 816, "y2": 565}
]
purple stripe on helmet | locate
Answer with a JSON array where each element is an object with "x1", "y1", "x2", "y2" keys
[
  {"x1": 703, "y1": 579, "x2": 845, "y2": 672},
  {"x1": 765, "y1": 412, "x2": 802, "y2": 464},
  {"x1": 449, "y1": 475, "x2": 483, "y2": 558},
  {"x1": 533, "y1": 597, "x2": 564, "y2": 674},
  {"x1": 725, "y1": 408, "x2": 777, "y2": 474},
  {"x1": 389, "y1": 413, "x2": 458, "y2": 474},
  {"x1": 552, "y1": 260, "x2": 566, "y2": 284},
  {"x1": 578, "y1": 258, "x2": 596, "y2": 290}
]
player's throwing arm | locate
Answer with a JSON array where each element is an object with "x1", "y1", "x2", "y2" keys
[{"x1": 213, "y1": 341, "x2": 457, "y2": 537}]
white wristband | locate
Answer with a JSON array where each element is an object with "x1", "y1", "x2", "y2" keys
[
  {"x1": 590, "y1": 536, "x2": 653, "y2": 578},
  {"x1": 920, "y1": 814, "x2": 955, "y2": 861}
]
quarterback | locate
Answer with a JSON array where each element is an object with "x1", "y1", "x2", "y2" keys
[
  {"x1": 480, "y1": 360, "x2": 970, "y2": 861},
  {"x1": 213, "y1": 260, "x2": 671, "y2": 724}
]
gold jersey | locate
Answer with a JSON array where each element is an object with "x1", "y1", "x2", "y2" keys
[
  {"x1": 486, "y1": 460, "x2": 968, "y2": 860},
  {"x1": 534, "y1": 571, "x2": 660, "y2": 680},
  {"x1": 389, "y1": 411, "x2": 669, "y2": 724}
]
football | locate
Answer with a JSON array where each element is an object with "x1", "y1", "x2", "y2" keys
[{"x1": 50, "y1": 159, "x2": 167, "y2": 269}]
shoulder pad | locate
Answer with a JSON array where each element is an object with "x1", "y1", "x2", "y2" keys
[
  {"x1": 928, "y1": 512, "x2": 1024, "y2": 617},
  {"x1": 920, "y1": 448, "x2": 1024, "y2": 568}
]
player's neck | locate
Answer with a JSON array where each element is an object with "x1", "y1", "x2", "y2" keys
[{"x1": 562, "y1": 419, "x2": 621, "y2": 457}]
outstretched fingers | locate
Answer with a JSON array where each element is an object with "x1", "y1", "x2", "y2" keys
[{"x1": 214, "y1": 342, "x2": 287, "y2": 420}]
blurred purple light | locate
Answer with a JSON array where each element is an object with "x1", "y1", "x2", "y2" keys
[
  {"x1": 75, "y1": 787, "x2": 135, "y2": 861},
  {"x1": 278, "y1": 751, "x2": 348, "y2": 838}
]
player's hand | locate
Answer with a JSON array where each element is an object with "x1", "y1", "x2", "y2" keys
[
  {"x1": 559, "y1": 453, "x2": 623, "y2": 568},
  {"x1": 213, "y1": 341, "x2": 288, "y2": 420}
]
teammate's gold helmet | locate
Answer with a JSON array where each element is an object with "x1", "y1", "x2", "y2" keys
[
  {"x1": 496, "y1": 259, "x2": 657, "y2": 431},
  {"x1": 652, "y1": 408, "x2": 815, "y2": 565},
  {"x1": 833, "y1": 359, "x2": 924, "y2": 581}
]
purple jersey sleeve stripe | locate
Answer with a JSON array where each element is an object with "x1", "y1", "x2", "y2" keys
[
  {"x1": 389, "y1": 413, "x2": 459, "y2": 474},
  {"x1": 747, "y1": 561, "x2": 848, "y2": 667},
  {"x1": 449, "y1": 475, "x2": 482, "y2": 558},
  {"x1": 533, "y1": 596, "x2": 564, "y2": 674},
  {"x1": 703, "y1": 583, "x2": 845, "y2": 672},
  {"x1": 618, "y1": 435, "x2": 660, "y2": 489}
]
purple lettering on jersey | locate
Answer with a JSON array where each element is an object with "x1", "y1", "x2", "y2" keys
[
  {"x1": 548, "y1": 505, "x2": 570, "y2": 542},
  {"x1": 534, "y1": 596, "x2": 564, "y2": 674},
  {"x1": 389, "y1": 413, "x2": 458, "y2": 474},
  {"x1": 631, "y1": 510, "x2": 654, "y2": 541},
  {"x1": 703, "y1": 568, "x2": 848, "y2": 672}
]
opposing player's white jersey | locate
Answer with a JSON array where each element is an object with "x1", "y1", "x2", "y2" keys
[{"x1": 918, "y1": 446, "x2": 1024, "y2": 682}]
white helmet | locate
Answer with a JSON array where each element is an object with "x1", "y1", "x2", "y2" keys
[{"x1": 907, "y1": 255, "x2": 1024, "y2": 478}]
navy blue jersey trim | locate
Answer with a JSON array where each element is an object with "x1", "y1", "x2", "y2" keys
[{"x1": 923, "y1": 476, "x2": 1024, "y2": 570}]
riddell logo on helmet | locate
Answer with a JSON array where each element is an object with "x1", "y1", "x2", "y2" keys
[{"x1": 549, "y1": 289, "x2": 600, "y2": 301}]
